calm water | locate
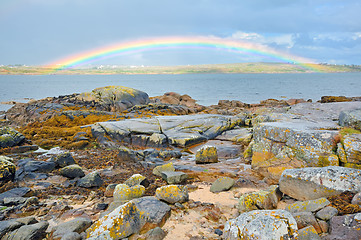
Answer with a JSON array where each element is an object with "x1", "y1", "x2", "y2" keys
[{"x1": 1, "y1": 73, "x2": 361, "y2": 111}]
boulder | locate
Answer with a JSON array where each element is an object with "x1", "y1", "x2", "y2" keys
[
  {"x1": 0, "y1": 220, "x2": 24, "y2": 239},
  {"x1": 0, "y1": 187, "x2": 31, "y2": 204},
  {"x1": 0, "y1": 158, "x2": 16, "y2": 183},
  {"x1": 92, "y1": 114, "x2": 244, "y2": 148},
  {"x1": 252, "y1": 119, "x2": 339, "y2": 183},
  {"x1": 0, "y1": 127, "x2": 25, "y2": 148},
  {"x1": 124, "y1": 174, "x2": 149, "y2": 187},
  {"x1": 132, "y1": 197, "x2": 171, "y2": 232},
  {"x1": 18, "y1": 158, "x2": 56, "y2": 173},
  {"x1": 59, "y1": 164, "x2": 85, "y2": 179},
  {"x1": 113, "y1": 184, "x2": 145, "y2": 202},
  {"x1": 51, "y1": 152, "x2": 76, "y2": 168},
  {"x1": 77, "y1": 171, "x2": 103, "y2": 188},
  {"x1": 292, "y1": 212, "x2": 322, "y2": 233},
  {"x1": 238, "y1": 185, "x2": 282, "y2": 213},
  {"x1": 155, "y1": 185, "x2": 189, "y2": 204},
  {"x1": 160, "y1": 171, "x2": 188, "y2": 184},
  {"x1": 86, "y1": 201, "x2": 143, "y2": 239},
  {"x1": 215, "y1": 127, "x2": 253, "y2": 145},
  {"x1": 77, "y1": 86, "x2": 150, "y2": 111},
  {"x1": 324, "y1": 214, "x2": 361, "y2": 240},
  {"x1": 153, "y1": 162, "x2": 175, "y2": 177},
  {"x1": 339, "y1": 109, "x2": 361, "y2": 130},
  {"x1": 223, "y1": 209, "x2": 298, "y2": 240},
  {"x1": 297, "y1": 225, "x2": 321, "y2": 240},
  {"x1": 3, "y1": 221, "x2": 48, "y2": 240},
  {"x1": 210, "y1": 177, "x2": 235, "y2": 193},
  {"x1": 195, "y1": 146, "x2": 218, "y2": 164},
  {"x1": 315, "y1": 206, "x2": 338, "y2": 221},
  {"x1": 52, "y1": 217, "x2": 92, "y2": 239},
  {"x1": 285, "y1": 198, "x2": 330, "y2": 213},
  {"x1": 340, "y1": 134, "x2": 361, "y2": 168},
  {"x1": 279, "y1": 166, "x2": 361, "y2": 200}
]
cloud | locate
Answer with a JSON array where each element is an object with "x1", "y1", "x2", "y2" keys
[{"x1": 230, "y1": 31, "x2": 294, "y2": 48}]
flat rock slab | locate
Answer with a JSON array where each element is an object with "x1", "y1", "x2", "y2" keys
[
  {"x1": 92, "y1": 114, "x2": 243, "y2": 148},
  {"x1": 279, "y1": 166, "x2": 361, "y2": 200}
]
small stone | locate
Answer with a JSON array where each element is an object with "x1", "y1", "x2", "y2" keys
[
  {"x1": 298, "y1": 225, "x2": 321, "y2": 240},
  {"x1": 210, "y1": 177, "x2": 235, "y2": 193},
  {"x1": 124, "y1": 174, "x2": 149, "y2": 187},
  {"x1": 51, "y1": 152, "x2": 76, "y2": 168},
  {"x1": 155, "y1": 185, "x2": 189, "y2": 204},
  {"x1": 285, "y1": 198, "x2": 330, "y2": 213},
  {"x1": 59, "y1": 164, "x2": 85, "y2": 179},
  {"x1": 93, "y1": 203, "x2": 108, "y2": 211},
  {"x1": 104, "y1": 183, "x2": 117, "y2": 197},
  {"x1": 214, "y1": 229, "x2": 223, "y2": 236},
  {"x1": 174, "y1": 202, "x2": 185, "y2": 210},
  {"x1": 153, "y1": 162, "x2": 175, "y2": 177},
  {"x1": 25, "y1": 196, "x2": 39, "y2": 206},
  {"x1": 77, "y1": 171, "x2": 103, "y2": 188},
  {"x1": 293, "y1": 211, "x2": 322, "y2": 233},
  {"x1": 355, "y1": 213, "x2": 361, "y2": 223},
  {"x1": 317, "y1": 220, "x2": 328, "y2": 233},
  {"x1": 315, "y1": 206, "x2": 338, "y2": 221},
  {"x1": 113, "y1": 184, "x2": 145, "y2": 202},
  {"x1": 161, "y1": 171, "x2": 188, "y2": 184},
  {"x1": 195, "y1": 146, "x2": 218, "y2": 164},
  {"x1": 351, "y1": 192, "x2": 361, "y2": 205},
  {"x1": 60, "y1": 232, "x2": 81, "y2": 240},
  {"x1": 143, "y1": 227, "x2": 167, "y2": 240},
  {"x1": 3, "y1": 197, "x2": 26, "y2": 206}
]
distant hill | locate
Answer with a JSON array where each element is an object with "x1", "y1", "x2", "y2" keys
[{"x1": 1, "y1": 62, "x2": 361, "y2": 75}]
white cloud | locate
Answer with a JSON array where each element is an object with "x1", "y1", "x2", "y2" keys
[{"x1": 230, "y1": 31, "x2": 294, "y2": 48}]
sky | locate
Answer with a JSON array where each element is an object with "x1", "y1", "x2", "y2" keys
[{"x1": 1, "y1": 0, "x2": 361, "y2": 66}]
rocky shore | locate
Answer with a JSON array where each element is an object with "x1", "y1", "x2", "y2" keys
[{"x1": 1, "y1": 85, "x2": 361, "y2": 239}]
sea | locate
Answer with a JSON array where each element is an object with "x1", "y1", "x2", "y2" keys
[{"x1": 1, "y1": 73, "x2": 361, "y2": 112}]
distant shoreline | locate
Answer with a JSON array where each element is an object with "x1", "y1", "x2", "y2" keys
[{"x1": 1, "y1": 62, "x2": 361, "y2": 75}]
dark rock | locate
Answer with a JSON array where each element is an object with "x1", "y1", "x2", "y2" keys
[
  {"x1": 77, "y1": 171, "x2": 103, "y2": 188},
  {"x1": 3, "y1": 221, "x2": 48, "y2": 240},
  {"x1": 0, "y1": 127, "x2": 25, "y2": 148},
  {"x1": 143, "y1": 227, "x2": 167, "y2": 240},
  {"x1": 324, "y1": 214, "x2": 361, "y2": 240},
  {"x1": 93, "y1": 203, "x2": 108, "y2": 211},
  {"x1": 0, "y1": 220, "x2": 24, "y2": 239},
  {"x1": 0, "y1": 187, "x2": 31, "y2": 204},
  {"x1": 17, "y1": 158, "x2": 56, "y2": 173},
  {"x1": 59, "y1": 164, "x2": 85, "y2": 179},
  {"x1": 51, "y1": 152, "x2": 76, "y2": 168},
  {"x1": 15, "y1": 216, "x2": 38, "y2": 225},
  {"x1": 60, "y1": 232, "x2": 81, "y2": 240},
  {"x1": 214, "y1": 229, "x2": 223, "y2": 236}
]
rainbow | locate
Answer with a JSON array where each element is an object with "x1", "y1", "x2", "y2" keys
[{"x1": 47, "y1": 36, "x2": 316, "y2": 71}]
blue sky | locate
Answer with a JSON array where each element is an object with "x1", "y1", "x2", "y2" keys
[{"x1": 1, "y1": 0, "x2": 361, "y2": 65}]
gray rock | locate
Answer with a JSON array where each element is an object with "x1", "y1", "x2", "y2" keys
[
  {"x1": 324, "y1": 214, "x2": 361, "y2": 240},
  {"x1": 339, "y1": 109, "x2": 361, "y2": 130},
  {"x1": 117, "y1": 147, "x2": 144, "y2": 162},
  {"x1": 215, "y1": 127, "x2": 252, "y2": 145},
  {"x1": 341, "y1": 134, "x2": 361, "y2": 167},
  {"x1": 210, "y1": 177, "x2": 235, "y2": 193},
  {"x1": 20, "y1": 159, "x2": 56, "y2": 173},
  {"x1": 0, "y1": 127, "x2": 25, "y2": 148},
  {"x1": 223, "y1": 209, "x2": 298, "y2": 240},
  {"x1": 113, "y1": 184, "x2": 145, "y2": 202},
  {"x1": 59, "y1": 164, "x2": 85, "y2": 179},
  {"x1": 0, "y1": 158, "x2": 16, "y2": 183},
  {"x1": 132, "y1": 196, "x2": 171, "y2": 231},
  {"x1": 53, "y1": 217, "x2": 92, "y2": 239},
  {"x1": 0, "y1": 187, "x2": 31, "y2": 204},
  {"x1": 77, "y1": 171, "x2": 103, "y2": 188},
  {"x1": 104, "y1": 183, "x2": 117, "y2": 197},
  {"x1": 3, "y1": 197, "x2": 26, "y2": 206},
  {"x1": 92, "y1": 114, "x2": 244, "y2": 148},
  {"x1": 0, "y1": 220, "x2": 24, "y2": 239},
  {"x1": 14, "y1": 217, "x2": 38, "y2": 225},
  {"x1": 292, "y1": 212, "x2": 321, "y2": 233},
  {"x1": 298, "y1": 225, "x2": 321, "y2": 240},
  {"x1": 60, "y1": 232, "x2": 81, "y2": 240},
  {"x1": 155, "y1": 185, "x2": 189, "y2": 204},
  {"x1": 315, "y1": 206, "x2": 338, "y2": 221},
  {"x1": 351, "y1": 192, "x2": 361, "y2": 205},
  {"x1": 143, "y1": 227, "x2": 167, "y2": 240},
  {"x1": 279, "y1": 166, "x2": 361, "y2": 200},
  {"x1": 51, "y1": 152, "x2": 76, "y2": 168},
  {"x1": 161, "y1": 171, "x2": 188, "y2": 184},
  {"x1": 3, "y1": 221, "x2": 48, "y2": 240},
  {"x1": 285, "y1": 198, "x2": 330, "y2": 213},
  {"x1": 195, "y1": 146, "x2": 218, "y2": 164},
  {"x1": 124, "y1": 174, "x2": 148, "y2": 187}
]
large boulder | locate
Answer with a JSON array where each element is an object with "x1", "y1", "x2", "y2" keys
[
  {"x1": 252, "y1": 119, "x2": 339, "y2": 184},
  {"x1": 92, "y1": 114, "x2": 244, "y2": 148},
  {"x1": 339, "y1": 109, "x2": 361, "y2": 130},
  {"x1": 279, "y1": 166, "x2": 361, "y2": 200},
  {"x1": 0, "y1": 127, "x2": 25, "y2": 148},
  {"x1": 223, "y1": 209, "x2": 298, "y2": 240},
  {"x1": 77, "y1": 86, "x2": 150, "y2": 112}
]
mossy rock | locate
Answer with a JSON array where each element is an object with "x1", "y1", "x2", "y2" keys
[
  {"x1": 0, "y1": 158, "x2": 16, "y2": 183},
  {"x1": 113, "y1": 184, "x2": 145, "y2": 202},
  {"x1": 0, "y1": 127, "x2": 25, "y2": 148},
  {"x1": 195, "y1": 146, "x2": 218, "y2": 164},
  {"x1": 155, "y1": 185, "x2": 189, "y2": 204}
]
